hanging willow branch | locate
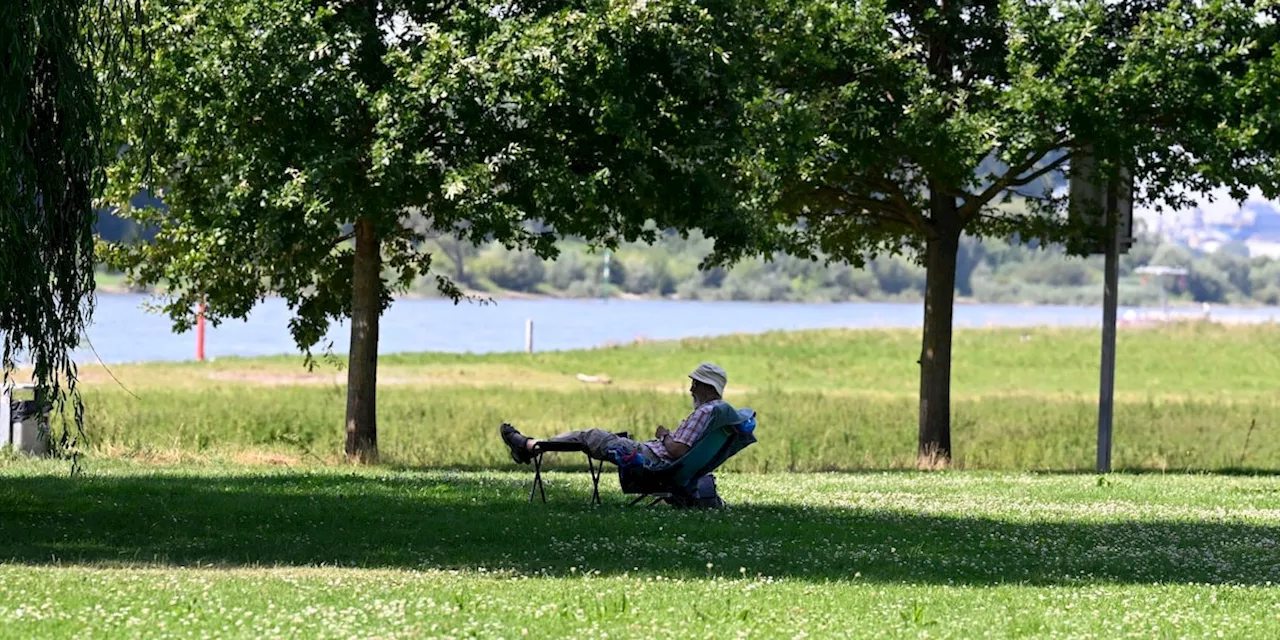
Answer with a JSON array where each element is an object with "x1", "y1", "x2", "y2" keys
[{"x1": 1, "y1": 0, "x2": 144, "y2": 469}]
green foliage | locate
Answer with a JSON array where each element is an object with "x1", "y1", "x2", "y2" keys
[
  {"x1": 101, "y1": 0, "x2": 774, "y2": 353},
  {"x1": 406, "y1": 230, "x2": 1280, "y2": 307},
  {"x1": 1151, "y1": 244, "x2": 1195, "y2": 269},
  {"x1": 2, "y1": 0, "x2": 142, "y2": 457},
  {"x1": 619, "y1": 254, "x2": 674, "y2": 296},
  {"x1": 1015, "y1": 258, "x2": 1095, "y2": 287},
  {"x1": 870, "y1": 259, "x2": 926, "y2": 295},
  {"x1": 1186, "y1": 263, "x2": 1232, "y2": 304},
  {"x1": 709, "y1": 0, "x2": 1280, "y2": 457},
  {"x1": 1210, "y1": 251, "x2": 1254, "y2": 295},
  {"x1": 1249, "y1": 260, "x2": 1280, "y2": 299},
  {"x1": 473, "y1": 246, "x2": 545, "y2": 293},
  {"x1": 750, "y1": 1, "x2": 1280, "y2": 259}
]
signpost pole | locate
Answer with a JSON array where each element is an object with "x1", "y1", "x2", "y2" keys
[{"x1": 1096, "y1": 189, "x2": 1119, "y2": 473}]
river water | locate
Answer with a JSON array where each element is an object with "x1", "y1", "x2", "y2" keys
[{"x1": 64, "y1": 294, "x2": 1279, "y2": 364}]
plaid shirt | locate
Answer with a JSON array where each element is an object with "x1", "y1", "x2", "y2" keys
[{"x1": 647, "y1": 399, "x2": 726, "y2": 461}]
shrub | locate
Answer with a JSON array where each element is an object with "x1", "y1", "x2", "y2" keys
[
  {"x1": 474, "y1": 246, "x2": 545, "y2": 292},
  {"x1": 871, "y1": 259, "x2": 926, "y2": 294},
  {"x1": 546, "y1": 251, "x2": 589, "y2": 290},
  {"x1": 1186, "y1": 263, "x2": 1233, "y2": 303},
  {"x1": 1015, "y1": 259, "x2": 1097, "y2": 287}
]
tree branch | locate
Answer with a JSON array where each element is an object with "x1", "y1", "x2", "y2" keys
[
  {"x1": 958, "y1": 139, "x2": 1071, "y2": 223},
  {"x1": 804, "y1": 205, "x2": 916, "y2": 232},
  {"x1": 1007, "y1": 153, "x2": 1072, "y2": 188},
  {"x1": 865, "y1": 176, "x2": 930, "y2": 235},
  {"x1": 794, "y1": 185, "x2": 916, "y2": 231}
]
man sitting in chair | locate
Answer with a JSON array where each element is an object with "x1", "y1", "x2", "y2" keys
[{"x1": 500, "y1": 363, "x2": 729, "y2": 465}]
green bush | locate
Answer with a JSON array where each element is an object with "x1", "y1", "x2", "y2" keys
[
  {"x1": 871, "y1": 259, "x2": 926, "y2": 295},
  {"x1": 405, "y1": 226, "x2": 1273, "y2": 307},
  {"x1": 1249, "y1": 260, "x2": 1280, "y2": 298},
  {"x1": 1210, "y1": 250, "x2": 1252, "y2": 294},
  {"x1": 619, "y1": 254, "x2": 674, "y2": 295},
  {"x1": 474, "y1": 246, "x2": 545, "y2": 292},
  {"x1": 1151, "y1": 244, "x2": 1195, "y2": 268},
  {"x1": 1186, "y1": 263, "x2": 1233, "y2": 303},
  {"x1": 563, "y1": 280, "x2": 603, "y2": 298},
  {"x1": 1015, "y1": 259, "x2": 1097, "y2": 287},
  {"x1": 546, "y1": 251, "x2": 590, "y2": 290},
  {"x1": 674, "y1": 279, "x2": 707, "y2": 300}
]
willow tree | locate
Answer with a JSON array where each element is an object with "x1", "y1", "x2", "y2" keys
[
  {"x1": 750, "y1": 0, "x2": 1280, "y2": 464},
  {"x1": 102, "y1": 0, "x2": 772, "y2": 462},
  {"x1": 2, "y1": 0, "x2": 141, "y2": 457}
]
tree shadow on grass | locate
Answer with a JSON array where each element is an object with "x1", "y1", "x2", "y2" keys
[{"x1": 2, "y1": 470, "x2": 1278, "y2": 586}]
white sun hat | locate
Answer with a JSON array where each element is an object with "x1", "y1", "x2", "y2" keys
[{"x1": 689, "y1": 362, "x2": 727, "y2": 396}]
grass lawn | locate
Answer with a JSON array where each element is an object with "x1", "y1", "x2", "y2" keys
[
  {"x1": 5, "y1": 323, "x2": 1280, "y2": 637},
  {"x1": 2, "y1": 457, "x2": 1280, "y2": 638},
  {"x1": 56, "y1": 323, "x2": 1280, "y2": 471}
]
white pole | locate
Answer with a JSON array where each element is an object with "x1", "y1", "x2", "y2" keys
[
  {"x1": 525, "y1": 318, "x2": 534, "y2": 354},
  {"x1": 1, "y1": 385, "x2": 10, "y2": 447},
  {"x1": 602, "y1": 250, "x2": 611, "y2": 302}
]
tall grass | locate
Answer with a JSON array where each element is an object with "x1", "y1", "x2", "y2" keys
[{"x1": 72, "y1": 323, "x2": 1280, "y2": 471}]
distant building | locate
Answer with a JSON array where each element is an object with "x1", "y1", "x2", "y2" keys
[
  {"x1": 1143, "y1": 195, "x2": 1280, "y2": 259},
  {"x1": 1243, "y1": 201, "x2": 1280, "y2": 258}
]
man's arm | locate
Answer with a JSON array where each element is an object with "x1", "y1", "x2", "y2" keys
[
  {"x1": 654, "y1": 426, "x2": 691, "y2": 460},
  {"x1": 660, "y1": 433, "x2": 691, "y2": 460},
  {"x1": 665, "y1": 403, "x2": 718, "y2": 460}
]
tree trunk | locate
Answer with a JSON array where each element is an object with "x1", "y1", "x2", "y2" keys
[
  {"x1": 346, "y1": 217, "x2": 380, "y2": 463},
  {"x1": 918, "y1": 200, "x2": 961, "y2": 468},
  {"x1": 447, "y1": 241, "x2": 466, "y2": 283}
]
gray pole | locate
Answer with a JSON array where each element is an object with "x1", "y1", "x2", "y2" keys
[
  {"x1": 1162, "y1": 275, "x2": 1172, "y2": 317},
  {"x1": 1097, "y1": 188, "x2": 1119, "y2": 473}
]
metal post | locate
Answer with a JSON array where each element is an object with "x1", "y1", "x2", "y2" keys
[
  {"x1": 1158, "y1": 276, "x2": 1168, "y2": 318},
  {"x1": 1097, "y1": 189, "x2": 1119, "y2": 473},
  {"x1": 525, "y1": 318, "x2": 534, "y2": 354}
]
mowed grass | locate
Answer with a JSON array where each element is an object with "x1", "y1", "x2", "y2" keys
[
  {"x1": 8, "y1": 323, "x2": 1280, "y2": 638},
  {"x1": 3, "y1": 457, "x2": 1280, "y2": 638},
  {"x1": 67, "y1": 323, "x2": 1280, "y2": 471}
]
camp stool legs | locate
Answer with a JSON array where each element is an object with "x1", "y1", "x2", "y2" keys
[
  {"x1": 586, "y1": 455, "x2": 604, "y2": 505},
  {"x1": 527, "y1": 447, "x2": 604, "y2": 505},
  {"x1": 528, "y1": 452, "x2": 549, "y2": 503},
  {"x1": 627, "y1": 493, "x2": 670, "y2": 507}
]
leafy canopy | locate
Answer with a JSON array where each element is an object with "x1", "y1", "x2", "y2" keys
[
  {"x1": 743, "y1": 0, "x2": 1280, "y2": 257},
  {"x1": 104, "y1": 0, "x2": 776, "y2": 352},
  {"x1": 3, "y1": 0, "x2": 142, "y2": 457}
]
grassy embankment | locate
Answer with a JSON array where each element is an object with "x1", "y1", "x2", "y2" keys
[
  {"x1": 5, "y1": 324, "x2": 1280, "y2": 637},
  {"x1": 66, "y1": 322, "x2": 1280, "y2": 472}
]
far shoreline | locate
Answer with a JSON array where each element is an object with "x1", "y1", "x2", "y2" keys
[{"x1": 92, "y1": 284, "x2": 1280, "y2": 312}]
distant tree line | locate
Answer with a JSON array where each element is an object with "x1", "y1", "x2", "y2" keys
[
  {"x1": 100, "y1": 213, "x2": 1280, "y2": 307},
  {"x1": 405, "y1": 228, "x2": 1280, "y2": 308}
]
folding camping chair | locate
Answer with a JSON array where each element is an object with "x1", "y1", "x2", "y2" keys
[
  {"x1": 526, "y1": 439, "x2": 611, "y2": 505},
  {"x1": 618, "y1": 405, "x2": 757, "y2": 507},
  {"x1": 520, "y1": 405, "x2": 757, "y2": 506}
]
